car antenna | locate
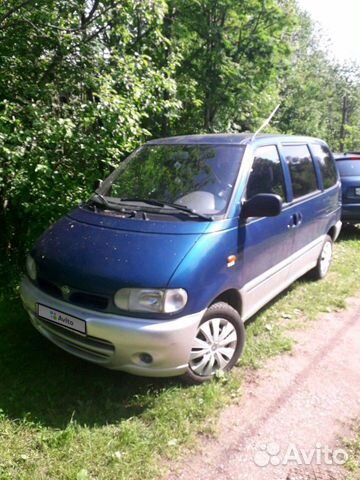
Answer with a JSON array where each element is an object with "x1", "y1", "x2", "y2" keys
[{"x1": 251, "y1": 103, "x2": 281, "y2": 141}]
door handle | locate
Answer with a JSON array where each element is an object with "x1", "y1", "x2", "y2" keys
[
  {"x1": 295, "y1": 212, "x2": 303, "y2": 226},
  {"x1": 288, "y1": 213, "x2": 303, "y2": 228}
]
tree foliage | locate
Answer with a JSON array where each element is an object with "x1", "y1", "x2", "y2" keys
[
  {"x1": 0, "y1": 0, "x2": 178, "y2": 257},
  {"x1": 276, "y1": 11, "x2": 360, "y2": 151}
]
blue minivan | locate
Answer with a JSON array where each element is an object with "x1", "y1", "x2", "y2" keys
[{"x1": 21, "y1": 134, "x2": 342, "y2": 383}]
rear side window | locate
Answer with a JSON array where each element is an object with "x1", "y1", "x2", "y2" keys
[
  {"x1": 283, "y1": 144, "x2": 318, "y2": 199},
  {"x1": 311, "y1": 144, "x2": 338, "y2": 188},
  {"x1": 246, "y1": 145, "x2": 286, "y2": 200}
]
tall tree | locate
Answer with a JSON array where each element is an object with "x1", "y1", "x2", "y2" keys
[{"x1": 170, "y1": 0, "x2": 295, "y2": 133}]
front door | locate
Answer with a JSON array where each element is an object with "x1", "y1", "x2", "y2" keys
[{"x1": 237, "y1": 144, "x2": 296, "y2": 320}]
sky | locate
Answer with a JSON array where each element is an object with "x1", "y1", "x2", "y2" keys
[{"x1": 296, "y1": 0, "x2": 360, "y2": 64}]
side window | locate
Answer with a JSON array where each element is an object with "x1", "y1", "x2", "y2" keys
[
  {"x1": 246, "y1": 145, "x2": 286, "y2": 200},
  {"x1": 311, "y1": 144, "x2": 338, "y2": 189},
  {"x1": 283, "y1": 144, "x2": 318, "y2": 199}
]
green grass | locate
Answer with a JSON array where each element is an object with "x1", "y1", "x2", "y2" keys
[
  {"x1": 344, "y1": 421, "x2": 360, "y2": 479},
  {"x1": 1, "y1": 228, "x2": 360, "y2": 479}
]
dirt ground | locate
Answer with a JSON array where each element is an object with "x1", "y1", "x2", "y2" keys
[{"x1": 167, "y1": 296, "x2": 360, "y2": 480}]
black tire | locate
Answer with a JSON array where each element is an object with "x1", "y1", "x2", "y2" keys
[
  {"x1": 182, "y1": 302, "x2": 245, "y2": 384},
  {"x1": 308, "y1": 234, "x2": 333, "y2": 280}
]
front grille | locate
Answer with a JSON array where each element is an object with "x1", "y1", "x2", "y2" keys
[
  {"x1": 37, "y1": 276, "x2": 109, "y2": 311},
  {"x1": 38, "y1": 277, "x2": 62, "y2": 298},
  {"x1": 69, "y1": 292, "x2": 108, "y2": 310}
]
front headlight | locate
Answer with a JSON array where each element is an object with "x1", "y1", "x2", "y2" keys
[
  {"x1": 26, "y1": 254, "x2": 37, "y2": 281},
  {"x1": 114, "y1": 288, "x2": 188, "y2": 313}
]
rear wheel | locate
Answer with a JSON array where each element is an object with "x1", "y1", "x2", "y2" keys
[
  {"x1": 309, "y1": 234, "x2": 333, "y2": 280},
  {"x1": 182, "y1": 302, "x2": 245, "y2": 384}
]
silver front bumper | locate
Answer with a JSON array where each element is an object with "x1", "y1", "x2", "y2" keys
[{"x1": 20, "y1": 276, "x2": 205, "y2": 377}]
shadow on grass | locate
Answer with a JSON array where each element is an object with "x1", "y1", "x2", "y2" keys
[
  {"x1": 338, "y1": 224, "x2": 360, "y2": 243},
  {"x1": 0, "y1": 294, "x2": 174, "y2": 429}
]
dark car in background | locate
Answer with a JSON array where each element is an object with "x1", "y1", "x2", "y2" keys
[{"x1": 335, "y1": 153, "x2": 360, "y2": 225}]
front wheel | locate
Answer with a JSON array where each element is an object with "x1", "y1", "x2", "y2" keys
[
  {"x1": 182, "y1": 302, "x2": 245, "y2": 384},
  {"x1": 309, "y1": 234, "x2": 333, "y2": 280}
]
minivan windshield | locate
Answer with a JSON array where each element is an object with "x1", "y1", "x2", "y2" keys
[{"x1": 95, "y1": 144, "x2": 245, "y2": 216}]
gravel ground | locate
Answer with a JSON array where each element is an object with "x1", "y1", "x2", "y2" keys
[{"x1": 167, "y1": 296, "x2": 360, "y2": 480}]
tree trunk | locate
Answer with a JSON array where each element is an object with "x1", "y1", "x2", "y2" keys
[{"x1": 339, "y1": 95, "x2": 348, "y2": 152}]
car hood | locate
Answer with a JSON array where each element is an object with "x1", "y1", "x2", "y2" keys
[{"x1": 32, "y1": 207, "x2": 209, "y2": 295}]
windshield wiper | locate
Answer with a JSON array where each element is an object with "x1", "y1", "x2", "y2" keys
[
  {"x1": 91, "y1": 192, "x2": 113, "y2": 209},
  {"x1": 119, "y1": 197, "x2": 214, "y2": 221},
  {"x1": 88, "y1": 193, "x2": 137, "y2": 215}
]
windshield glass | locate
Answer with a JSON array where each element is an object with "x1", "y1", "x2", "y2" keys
[{"x1": 97, "y1": 144, "x2": 245, "y2": 216}]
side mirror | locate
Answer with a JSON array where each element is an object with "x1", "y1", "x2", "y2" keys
[{"x1": 241, "y1": 193, "x2": 282, "y2": 219}]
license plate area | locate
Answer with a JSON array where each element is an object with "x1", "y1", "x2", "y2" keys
[
  {"x1": 37, "y1": 304, "x2": 86, "y2": 335},
  {"x1": 355, "y1": 187, "x2": 360, "y2": 196}
]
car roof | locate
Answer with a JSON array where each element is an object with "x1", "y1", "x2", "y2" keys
[{"x1": 146, "y1": 133, "x2": 326, "y2": 146}]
